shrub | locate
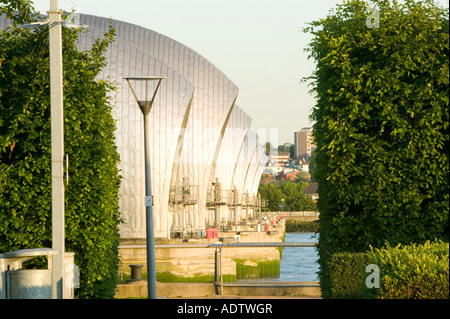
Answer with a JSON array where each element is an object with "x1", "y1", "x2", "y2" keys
[
  {"x1": 329, "y1": 253, "x2": 368, "y2": 299},
  {"x1": 366, "y1": 241, "x2": 449, "y2": 299},
  {"x1": 303, "y1": 0, "x2": 449, "y2": 298},
  {"x1": 285, "y1": 220, "x2": 319, "y2": 233},
  {"x1": 328, "y1": 241, "x2": 449, "y2": 299},
  {"x1": 0, "y1": 2, "x2": 121, "y2": 298}
]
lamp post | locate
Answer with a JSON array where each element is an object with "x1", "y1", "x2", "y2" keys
[{"x1": 124, "y1": 76, "x2": 166, "y2": 299}]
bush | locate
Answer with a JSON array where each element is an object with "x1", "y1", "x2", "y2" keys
[
  {"x1": 366, "y1": 241, "x2": 449, "y2": 299},
  {"x1": 0, "y1": 2, "x2": 121, "y2": 298},
  {"x1": 328, "y1": 241, "x2": 449, "y2": 299},
  {"x1": 303, "y1": 0, "x2": 449, "y2": 298},
  {"x1": 329, "y1": 253, "x2": 368, "y2": 299},
  {"x1": 285, "y1": 220, "x2": 319, "y2": 233}
]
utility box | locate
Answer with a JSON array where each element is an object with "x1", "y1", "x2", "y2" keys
[
  {"x1": 207, "y1": 228, "x2": 218, "y2": 239},
  {"x1": 0, "y1": 248, "x2": 76, "y2": 299}
]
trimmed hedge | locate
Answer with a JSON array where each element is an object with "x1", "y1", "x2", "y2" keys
[
  {"x1": 367, "y1": 241, "x2": 449, "y2": 299},
  {"x1": 285, "y1": 220, "x2": 319, "y2": 233},
  {"x1": 329, "y1": 253, "x2": 368, "y2": 299},
  {"x1": 329, "y1": 241, "x2": 449, "y2": 299}
]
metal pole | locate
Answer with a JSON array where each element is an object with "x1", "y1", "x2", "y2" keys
[
  {"x1": 215, "y1": 207, "x2": 219, "y2": 229},
  {"x1": 48, "y1": 0, "x2": 65, "y2": 299},
  {"x1": 125, "y1": 77, "x2": 165, "y2": 299},
  {"x1": 220, "y1": 247, "x2": 223, "y2": 295},
  {"x1": 214, "y1": 248, "x2": 219, "y2": 282},
  {"x1": 143, "y1": 113, "x2": 157, "y2": 299}
]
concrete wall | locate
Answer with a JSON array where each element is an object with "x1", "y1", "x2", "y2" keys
[
  {"x1": 115, "y1": 282, "x2": 321, "y2": 298},
  {"x1": 283, "y1": 216, "x2": 318, "y2": 222},
  {"x1": 118, "y1": 220, "x2": 285, "y2": 281},
  {"x1": 279, "y1": 211, "x2": 319, "y2": 221}
]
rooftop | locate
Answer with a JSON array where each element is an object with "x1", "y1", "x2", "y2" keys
[{"x1": 302, "y1": 182, "x2": 318, "y2": 195}]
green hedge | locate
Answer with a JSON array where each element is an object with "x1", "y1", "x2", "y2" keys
[
  {"x1": 329, "y1": 241, "x2": 449, "y2": 299},
  {"x1": 329, "y1": 253, "x2": 368, "y2": 299},
  {"x1": 0, "y1": 3, "x2": 121, "y2": 298},
  {"x1": 285, "y1": 220, "x2": 319, "y2": 233},
  {"x1": 304, "y1": 0, "x2": 449, "y2": 299},
  {"x1": 367, "y1": 241, "x2": 449, "y2": 299}
]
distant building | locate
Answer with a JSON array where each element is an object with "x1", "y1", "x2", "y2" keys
[
  {"x1": 293, "y1": 158, "x2": 309, "y2": 172},
  {"x1": 294, "y1": 127, "x2": 316, "y2": 161},
  {"x1": 267, "y1": 152, "x2": 290, "y2": 167},
  {"x1": 260, "y1": 173, "x2": 275, "y2": 184},
  {"x1": 302, "y1": 182, "x2": 319, "y2": 202},
  {"x1": 279, "y1": 170, "x2": 299, "y2": 181},
  {"x1": 297, "y1": 163, "x2": 309, "y2": 173},
  {"x1": 263, "y1": 167, "x2": 283, "y2": 175}
]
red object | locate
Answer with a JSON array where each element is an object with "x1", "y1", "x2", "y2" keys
[
  {"x1": 271, "y1": 219, "x2": 274, "y2": 225},
  {"x1": 265, "y1": 223, "x2": 269, "y2": 232},
  {"x1": 206, "y1": 228, "x2": 218, "y2": 239}
]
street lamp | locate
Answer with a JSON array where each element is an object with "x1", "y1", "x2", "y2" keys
[{"x1": 124, "y1": 76, "x2": 166, "y2": 299}]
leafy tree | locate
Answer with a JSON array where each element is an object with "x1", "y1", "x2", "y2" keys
[
  {"x1": 0, "y1": 1, "x2": 121, "y2": 298},
  {"x1": 294, "y1": 170, "x2": 311, "y2": 183},
  {"x1": 281, "y1": 181, "x2": 316, "y2": 211},
  {"x1": 303, "y1": 0, "x2": 449, "y2": 298},
  {"x1": 265, "y1": 141, "x2": 276, "y2": 156},
  {"x1": 258, "y1": 183, "x2": 283, "y2": 211},
  {"x1": 289, "y1": 144, "x2": 295, "y2": 159},
  {"x1": 280, "y1": 181, "x2": 298, "y2": 199},
  {"x1": 259, "y1": 181, "x2": 317, "y2": 212},
  {"x1": 277, "y1": 143, "x2": 293, "y2": 154}
]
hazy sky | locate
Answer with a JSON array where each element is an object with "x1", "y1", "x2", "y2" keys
[{"x1": 31, "y1": 0, "x2": 449, "y2": 144}]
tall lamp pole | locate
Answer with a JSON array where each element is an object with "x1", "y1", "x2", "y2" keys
[
  {"x1": 48, "y1": 0, "x2": 65, "y2": 299},
  {"x1": 124, "y1": 76, "x2": 166, "y2": 299}
]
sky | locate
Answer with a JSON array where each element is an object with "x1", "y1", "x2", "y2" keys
[{"x1": 31, "y1": 0, "x2": 449, "y2": 144}]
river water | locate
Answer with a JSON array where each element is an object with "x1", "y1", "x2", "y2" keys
[
  {"x1": 279, "y1": 232, "x2": 319, "y2": 282},
  {"x1": 235, "y1": 232, "x2": 320, "y2": 283}
]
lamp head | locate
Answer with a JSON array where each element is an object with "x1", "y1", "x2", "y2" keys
[{"x1": 124, "y1": 76, "x2": 167, "y2": 116}]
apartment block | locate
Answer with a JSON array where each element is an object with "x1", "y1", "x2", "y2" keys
[{"x1": 294, "y1": 127, "x2": 316, "y2": 161}]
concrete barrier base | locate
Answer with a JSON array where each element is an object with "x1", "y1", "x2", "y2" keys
[{"x1": 115, "y1": 282, "x2": 321, "y2": 299}]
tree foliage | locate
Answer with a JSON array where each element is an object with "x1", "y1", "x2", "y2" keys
[
  {"x1": 0, "y1": 1, "x2": 121, "y2": 298},
  {"x1": 259, "y1": 181, "x2": 317, "y2": 211},
  {"x1": 303, "y1": 0, "x2": 449, "y2": 298},
  {"x1": 258, "y1": 183, "x2": 283, "y2": 211}
]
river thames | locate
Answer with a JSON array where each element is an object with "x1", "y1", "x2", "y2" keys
[
  {"x1": 235, "y1": 232, "x2": 320, "y2": 283},
  {"x1": 279, "y1": 232, "x2": 319, "y2": 282}
]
